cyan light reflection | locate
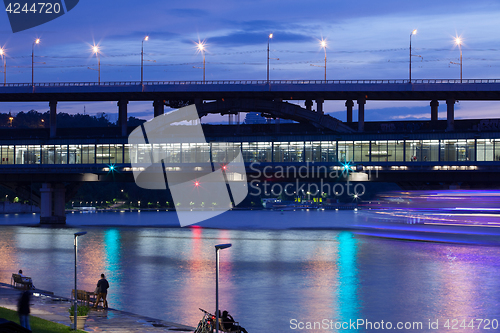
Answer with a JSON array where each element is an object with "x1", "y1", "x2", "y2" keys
[
  {"x1": 104, "y1": 229, "x2": 121, "y2": 271},
  {"x1": 104, "y1": 229, "x2": 122, "y2": 303},
  {"x1": 336, "y1": 231, "x2": 359, "y2": 323}
]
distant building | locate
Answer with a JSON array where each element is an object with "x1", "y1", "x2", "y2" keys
[
  {"x1": 244, "y1": 112, "x2": 266, "y2": 124},
  {"x1": 266, "y1": 118, "x2": 294, "y2": 124},
  {"x1": 244, "y1": 112, "x2": 294, "y2": 124}
]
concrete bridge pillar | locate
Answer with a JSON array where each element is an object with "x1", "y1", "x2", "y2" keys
[
  {"x1": 118, "y1": 100, "x2": 128, "y2": 137},
  {"x1": 153, "y1": 100, "x2": 164, "y2": 117},
  {"x1": 305, "y1": 100, "x2": 313, "y2": 111},
  {"x1": 446, "y1": 99, "x2": 455, "y2": 131},
  {"x1": 49, "y1": 100, "x2": 57, "y2": 138},
  {"x1": 316, "y1": 99, "x2": 324, "y2": 114},
  {"x1": 53, "y1": 184, "x2": 66, "y2": 220},
  {"x1": 430, "y1": 100, "x2": 439, "y2": 123},
  {"x1": 357, "y1": 98, "x2": 366, "y2": 132},
  {"x1": 40, "y1": 183, "x2": 66, "y2": 224},
  {"x1": 346, "y1": 100, "x2": 354, "y2": 123}
]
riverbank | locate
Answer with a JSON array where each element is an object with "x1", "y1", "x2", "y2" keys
[
  {"x1": 0, "y1": 202, "x2": 39, "y2": 214},
  {"x1": 0, "y1": 283, "x2": 194, "y2": 332}
]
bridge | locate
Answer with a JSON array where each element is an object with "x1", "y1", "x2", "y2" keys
[
  {"x1": 2, "y1": 78, "x2": 500, "y2": 223},
  {"x1": 1, "y1": 126, "x2": 500, "y2": 223},
  {"x1": 2, "y1": 79, "x2": 500, "y2": 136}
]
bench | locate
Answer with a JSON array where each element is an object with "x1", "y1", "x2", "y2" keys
[
  {"x1": 71, "y1": 289, "x2": 96, "y2": 307},
  {"x1": 218, "y1": 318, "x2": 242, "y2": 333},
  {"x1": 11, "y1": 274, "x2": 33, "y2": 290}
]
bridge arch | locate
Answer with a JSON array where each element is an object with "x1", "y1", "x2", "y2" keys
[{"x1": 195, "y1": 99, "x2": 354, "y2": 133}]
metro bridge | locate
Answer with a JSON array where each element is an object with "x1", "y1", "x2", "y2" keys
[
  {"x1": 1, "y1": 127, "x2": 500, "y2": 224},
  {"x1": 1, "y1": 78, "x2": 500, "y2": 137}
]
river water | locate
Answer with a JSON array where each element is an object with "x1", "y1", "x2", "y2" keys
[{"x1": 1, "y1": 209, "x2": 499, "y2": 332}]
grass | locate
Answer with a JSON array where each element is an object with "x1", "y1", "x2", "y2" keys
[{"x1": 0, "y1": 306, "x2": 86, "y2": 333}]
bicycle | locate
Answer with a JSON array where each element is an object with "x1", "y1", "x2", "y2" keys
[{"x1": 194, "y1": 308, "x2": 216, "y2": 333}]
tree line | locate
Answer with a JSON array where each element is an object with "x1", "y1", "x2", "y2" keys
[{"x1": 0, "y1": 110, "x2": 145, "y2": 128}]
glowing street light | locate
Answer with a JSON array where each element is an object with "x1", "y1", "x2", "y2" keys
[
  {"x1": 267, "y1": 33, "x2": 273, "y2": 83},
  {"x1": 31, "y1": 38, "x2": 40, "y2": 86},
  {"x1": 409, "y1": 29, "x2": 417, "y2": 81},
  {"x1": 92, "y1": 45, "x2": 101, "y2": 84},
  {"x1": 321, "y1": 39, "x2": 327, "y2": 81},
  {"x1": 311, "y1": 39, "x2": 328, "y2": 81},
  {"x1": 141, "y1": 36, "x2": 149, "y2": 85},
  {"x1": 0, "y1": 47, "x2": 6, "y2": 86},
  {"x1": 454, "y1": 37, "x2": 463, "y2": 83},
  {"x1": 196, "y1": 41, "x2": 206, "y2": 82}
]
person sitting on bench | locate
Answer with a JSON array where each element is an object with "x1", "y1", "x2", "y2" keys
[
  {"x1": 17, "y1": 270, "x2": 35, "y2": 289},
  {"x1": 222, "y1": 310, "x2": 248, "y2": 333}
]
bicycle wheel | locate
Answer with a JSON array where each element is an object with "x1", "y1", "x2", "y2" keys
[
  {"x1": 194, "y1": 320, "x2": 204, "y2": 333},
  {"x1": 201, "y1": 321, "x2": 213, "y2": 333}
]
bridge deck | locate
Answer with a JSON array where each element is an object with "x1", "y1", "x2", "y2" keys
[{"x1": 0, "y1": 79, "x2": 500, "y2": 101}]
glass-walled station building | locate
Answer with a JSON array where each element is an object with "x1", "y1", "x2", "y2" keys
[{"x1": 2, "y1": 133, "x2": 500, "y2": 165}]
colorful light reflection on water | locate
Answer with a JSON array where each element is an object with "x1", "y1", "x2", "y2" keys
[
  {"x1": 0, "y1": 196, "x2": 499, "y2": 331},
  {"x1": 0, "y1": 221, "x2": 499, "y2": 332},
  {"x1": 358, "y1": 190, "x2": 500, "y2": 245}
]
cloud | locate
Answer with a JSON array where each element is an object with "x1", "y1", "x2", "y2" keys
[
  {"x1": 203, "y1": 31, "x2": 311, "y2": 46},
  {"x1": 170, "y1": 8, "x2": 209, "y2": 18}
]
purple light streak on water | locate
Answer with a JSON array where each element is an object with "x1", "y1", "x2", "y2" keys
[{"x1": 1, "y1": 190, "x2": 500, "y2": 332}]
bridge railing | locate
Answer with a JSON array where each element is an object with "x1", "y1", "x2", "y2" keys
[{"x1": 2, "y1": 79, "x2": 500, "y2": 88}]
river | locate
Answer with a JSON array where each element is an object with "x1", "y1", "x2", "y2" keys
[{"x1": 1, "y1": 209, "x2": 499, "y2": 332}]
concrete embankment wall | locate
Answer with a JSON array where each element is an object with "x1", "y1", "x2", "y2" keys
[{"x1": 0, "y1": 202, "x2": 40, "y2": 213}]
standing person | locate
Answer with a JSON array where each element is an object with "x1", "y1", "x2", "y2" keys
[
  {"x1": 93, "y1": 273, "x2": 109, "y2": 309},
  {"x1": 17, "y1": 290, "x2": 31, "y2": 330}
]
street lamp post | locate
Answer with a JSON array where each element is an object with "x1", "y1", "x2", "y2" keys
[
  {"x1": 32, "y1": 38, "x2": 40, "y2": 86},
  {"x1": 196, "y1": 42, "x2": 206, "y2": 83},
  {"x1": 73, "y1": 231, "x2": 87, "y2": 330},
  {"x1": 93, "y1": 46, "x2": 100, "y2": 84},
  {"x1": 0, "y1": 48, "x2": 6, "y2": 86},
  {"x1": 310, "y1": 39, "x2": 328, "y2": 80},
  {"x1": 141, "y1": 36, "x2": 149, "y2": 85},
  {"x1": 409, "y1": 29, "x2": 417, "y2": 81},
  {"x1": 455, "y1": 37, "x2": 463, "y2": 83},
  {"x1": 215, "y1": 243, "x2": 231, "y2": 333},
  {"x1": 267, "y1": 34, "x2": 273, "y2": 83},
  {"x1": 321, "y1": 40, "x2": 327, "y2": 81}
]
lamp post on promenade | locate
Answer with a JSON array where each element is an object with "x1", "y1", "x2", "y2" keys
[
  {"x1": 73, "y1": 231, "x2": 87, "y2": 330},
  {"x1": 215, "y1": 243, "x2": 231, "y2": 333}
]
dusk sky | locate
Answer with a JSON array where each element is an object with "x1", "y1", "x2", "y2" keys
[{"x1": 1, "y1": 0, "x2": 500, "y2": 123}]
